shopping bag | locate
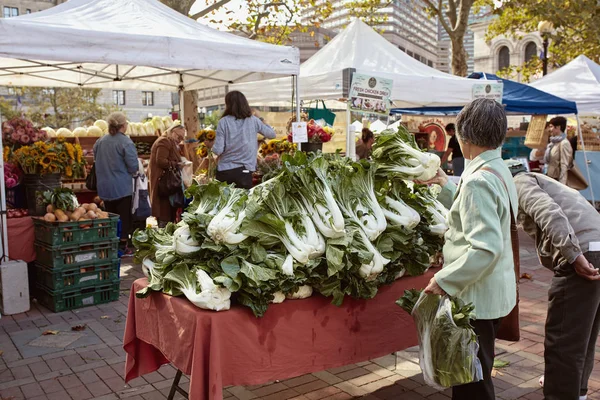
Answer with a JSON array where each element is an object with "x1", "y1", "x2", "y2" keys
[
  {"x1": 307, "y1": 101, "x2": 336, "y2": 126},
  {"x1": 180, "y1": 157, "x2": 194, "y2": 188},
  {"x1": 567, "y1": 163, "x2": 589, "y2": 190},
  {"x1": 86, "y1": 163, "x2": 97, "y2": 191},
  {"x1": 409, "y1": 292, "x2": 483, "y2": 390}
]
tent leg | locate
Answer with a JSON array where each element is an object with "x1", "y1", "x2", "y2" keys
[
  {"x1": 294, "y1": 75, "x2": 301, "y2": 152},
  {"x1": 178, "y1": 89, "x2": 185, "y2": 123},
  {"x1": 0, "y1": 107, "x2": 8, "y2": 263},
  {"x1": 576, "y1": 115, "x2": 595, "y2": 205},
  {"x1": 346, "y1": 103, "x2": 354, "y2": 160}
]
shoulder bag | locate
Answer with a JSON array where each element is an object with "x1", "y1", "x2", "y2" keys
[
  {"x1": 481, "y1": 167, "x2": 520, "y2": 342},
  {"x1": 560, "y1": 141, "x2": 589, "y2": 190},
  {"x1": 86, "y1": 163, "x2": 97, "y2": 191}
]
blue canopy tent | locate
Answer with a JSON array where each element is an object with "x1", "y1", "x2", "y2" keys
[
  {"x1": 391, "y1": 72, "x2": 578, "y2": 115},
  {"x1": 390, "y1": 72, "x2": 595, "y2": 204}
]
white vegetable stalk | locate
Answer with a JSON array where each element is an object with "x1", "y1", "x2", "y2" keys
[
  {"x1": 184, "y1": 269, "x2": 231, "y2": 311},
  {"x1": 356, "y1": 228, "x2": 390, "y2": 279},
  {"x1": 207, "y1": 202, "x2": 248, "y2": 245},
  {"x1": 272, "y1": 292, "x2": 286, "y2": 303},
  {"x1": 173, "y1": 225, "x2": 201, "y2": 255},
  {"x1": 383, "y1": 196, "x2": 421, "y2": 230},
  {"x1": 286, "y1": 285, "x2": 313, "y2": 299},
  {"x1": 142, "y1": 257, "x2": 155, "y2": 278},
  {"x1": 427, "y1": 200, "x2": 449, "y2": 237},
  {"x1": 281, "y1": 254, "x2": 294, "y2": 276}
]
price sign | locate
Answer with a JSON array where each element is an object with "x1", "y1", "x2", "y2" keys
[{"x1": 292, "y1": 122, "x2": 308, "y2": 143}]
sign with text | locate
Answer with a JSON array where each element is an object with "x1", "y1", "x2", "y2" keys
[
  {"x1": 349, "y1": 74, "x2": 393, "y2": 116},
  {"x1": 472, "y1": 82, "x2": 504, "y2": 103},
  {"x1": 292, "y1": 122, "x2": 308, "y2": 143}
]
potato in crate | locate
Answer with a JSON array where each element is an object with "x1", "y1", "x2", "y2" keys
[{"x1": 35, "y1": 206, "x2": 118, "y2": 246}]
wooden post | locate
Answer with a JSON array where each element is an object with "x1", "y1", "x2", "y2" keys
[{"x1": 183, "y1": 90, "x2": 199, "y2": 139}]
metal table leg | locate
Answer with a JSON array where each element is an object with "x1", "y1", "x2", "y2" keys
[{"x1": 167, "y1": 369, "x2": 189, "y2": 400}]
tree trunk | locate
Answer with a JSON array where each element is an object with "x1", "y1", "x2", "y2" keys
[
  {"x1": 183, "y1": 90, "x2": 198, "y2": 139},
  {"x1": 159, "y1": 0, "x2": 195, "y2": 15},
  {"x1": 450, "y1": 38, "x2": 469, "y2": 77}
]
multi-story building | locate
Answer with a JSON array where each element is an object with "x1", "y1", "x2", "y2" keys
[
  {"x1": 472, "y1": 18, "x2": 544, "y2": 82},
  {"x1": 0, "y1": 1, "x2": 175, "y2": 123},
  {"x1": 300, "y1": 0, "x2": 439, "y2": 69},
  {"x1": 437, "y1": 3, "x2": 492, "y2": 75}
]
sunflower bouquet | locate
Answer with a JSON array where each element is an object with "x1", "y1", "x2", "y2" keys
[
  {"x1": 12, "y1": 139, "x2": 86, "y2": 178},
  {"x1": 195, "y1": 142, "x2": 216, "y2": 183},
  {"x1": 197, "y1": 128, "x2": 216, "y2": 143},
  {"x1": 259, "y1": 138, "x2": 296, "y2": 157}
]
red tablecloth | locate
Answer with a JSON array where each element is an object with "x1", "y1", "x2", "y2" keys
[
  {"x1": 124, "y1": 270, "x2": 435, "y2": 400},
  {"x1": 7, "y1": 217, "x2": 35, "y2": 262}
]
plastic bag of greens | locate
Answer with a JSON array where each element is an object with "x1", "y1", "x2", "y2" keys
[{"x1": 397, "y1": 289, "x2": 483, "y2": 390}]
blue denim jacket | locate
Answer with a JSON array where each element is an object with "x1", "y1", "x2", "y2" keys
[{"x1": 93, "y1": 133, "x2": 138, "y2": 201}]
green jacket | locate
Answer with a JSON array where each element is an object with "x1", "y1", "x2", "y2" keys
[{"x1": 435, "y1": 148, "x2": 518, "y2": 320}]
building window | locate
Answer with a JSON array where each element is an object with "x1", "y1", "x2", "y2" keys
[
  {"x1": 407, "y1": 50, "x2": 413, "y2": 57},
  {"x1": 142, "y1": 91, "x2": 154, "y2": 106},
  {"x1": 3, "y1": 7, "x2": 18, "y2": 18},
  {"x1": 498, "y1": 46, "x2": 510, "y2": 70},
  {"x1": 524, "y1": 42, "x2": 537, "y2": 63},
  {"x1": 427, "y1": 60, "x2": 433, "y2": 67},
  {"x1": 113, "y1": 90, "x2": 125, "y2": 105},
  {"x1": 26, "y1": 9, "x2": 31, "y2": 14},
  {"x1": 398, "y1": 46, "x2": 405, "y2": 52}
]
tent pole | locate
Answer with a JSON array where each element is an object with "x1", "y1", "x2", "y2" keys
[
  {"x1": 346, "y1": 102, "x2": 354, "y2": 159},
  {"x1": 294, "y1": 75, "x2": 301, "y2": 152},
  {"x1": 576, "y1": 115, "x2": 595, "y2": 205},
  {"x1": 178, "y1": 73, "x2": 185, "y2": 124},
  {"x1": 0, "y1": 107, "x2": 8, "y2": 263}
]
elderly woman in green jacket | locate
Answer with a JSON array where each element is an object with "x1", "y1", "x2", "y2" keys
[{"x1": 422, "y1": 98, "x2": 518, "y2": 400}]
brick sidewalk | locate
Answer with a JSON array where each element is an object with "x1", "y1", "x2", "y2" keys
[{"x1": 1, "y1": 232, "x2": 599, "y2": 399}]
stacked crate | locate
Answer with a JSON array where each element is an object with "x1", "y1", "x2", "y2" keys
[{"x1": 33, "y1": 214, "x2": 120, "y2": 312}]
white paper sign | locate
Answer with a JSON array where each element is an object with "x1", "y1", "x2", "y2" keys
[
  {"x1": 472, "y1": 82, "x2": 504, "y2": 104},
  {"x1": 75, "y1": 253, "x2": 96, "y2": 263},
  {"x1": 292, "y1": 122, "x2": 308, "y2": 143}
]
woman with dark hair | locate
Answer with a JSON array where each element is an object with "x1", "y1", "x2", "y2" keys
[
  {"x1": 212, "y1": 91, "x2": 276, "y2": 189},
  {"x1": 356, "y1": 128, "x2": 374, "y2": 160},
  {"x1": 545, "y1": 116, "x2": 573, "y2": 185},
  {"x1": 93, "y1": 112, "x2": 138, "y2": 255}
]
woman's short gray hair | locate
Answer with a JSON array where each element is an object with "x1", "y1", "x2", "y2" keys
[{"x1": 456, "y1": 98, "x2": 507, "y2": 148}]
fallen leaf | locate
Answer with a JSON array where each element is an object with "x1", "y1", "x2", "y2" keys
[
  {"x1": 71, "y1": 325, "x2": 86, "y2": 332},
  {"x1": 114, "y1": 319, "x2": 123, "y2": 324},
  {"x1": 100, "y1": 316, "x2": 110, "y2": 319},
  {"x1": 0, "y1": 350, "x2": 3, "y2": 357},
  {"x1": 520, "y1": 273, "x2": 533, "y2": 280},
  {"x1": 42, "y1": 330, "x2": 59, "y2": 336},
  {"x1": 493, "y1": 359, "x2": 510, "y2": 369}
]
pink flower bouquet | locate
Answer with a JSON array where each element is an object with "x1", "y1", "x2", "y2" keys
[
  {"x1": 2, "y1": 118, "x2": 48, "y2": 147},
  {"x1": 4, "y1": 163, "x2": 22, "y2": 189}
]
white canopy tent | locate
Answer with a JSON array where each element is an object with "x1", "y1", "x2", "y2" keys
[
  {"x1": 0, "y1": 0, "x2": 299, "y2": 91},
  {"x1": 530, "y1": 55, "x2": 600, "y2": 204},
  {"x1": 0, "y1": 0, "x2": 301, "y2": 262},
  {"x1": 530, "y1": 55, "x2": 600, "y2": 116},
  {"x1": 232, "y1": 19, "x2": 482, "y2": 158}
]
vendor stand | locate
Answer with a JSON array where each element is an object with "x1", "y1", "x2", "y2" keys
[
  {"x1": 0, "y1": 0, "x2": 301, "y2": 263},
  {"x1": 124, "y1": 271, "x2": 435, "y2": 400}
]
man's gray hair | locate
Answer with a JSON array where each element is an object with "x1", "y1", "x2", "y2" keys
[{"x1": 456, "y1": 98, "x2": 507, "y2": 148}]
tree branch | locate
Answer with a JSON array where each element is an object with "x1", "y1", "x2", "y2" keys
[
  {"x1": 447, "y1": 0, "x2": 458, "y2": 29},
  {"x1": 423, "y1": 0, "x2": 452, "y2": 35}
]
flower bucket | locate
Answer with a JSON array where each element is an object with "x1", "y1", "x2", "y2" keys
[
  {"x1": 24, "y1": 174, "x2": 62, "y2": 216},
  {"x1": 301, "y1": 142, "x2": 323, "y2": 153}
]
